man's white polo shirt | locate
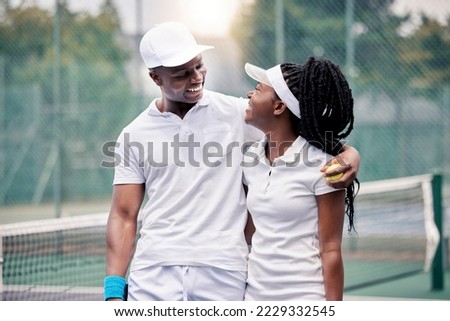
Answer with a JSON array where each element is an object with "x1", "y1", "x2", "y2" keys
[{"x1": 113, "y1": 90, "x2": 261, "y2": 272}]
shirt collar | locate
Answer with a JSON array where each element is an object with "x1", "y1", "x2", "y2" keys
[
  {"x1": 253, "y1": 135, "x2": 308, "y2": 165},
  {"x1": 278, "y1": 136, "x2": 307, "y2": 164}
]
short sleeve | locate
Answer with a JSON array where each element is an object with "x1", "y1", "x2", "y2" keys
[
  {"x1": 112, "y1": 130, "x2": 145, "y2": 185},
  {"x1": 314, "y1": 176, "x2": 343, "y2": 196}
]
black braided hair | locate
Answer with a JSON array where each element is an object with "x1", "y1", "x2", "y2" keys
[{"x1": 281, "y1": 57, "x2": 358, "y2": 232}]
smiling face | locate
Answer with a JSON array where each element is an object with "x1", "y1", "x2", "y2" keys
[
  {"x1": 245, "y1": 83, "x2": 279, "y2": 132},
  {"x1": 150, "y1": 55, "x2": 207, "y2": 105}
]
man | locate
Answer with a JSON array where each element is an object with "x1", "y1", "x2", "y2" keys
[{"x1": 104, "y1": 21, "x2": 360, "y2": 301}]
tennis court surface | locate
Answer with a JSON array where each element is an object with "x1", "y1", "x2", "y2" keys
[{"x1": 345, "y1": 269, "x2": 450, "y2": 300}]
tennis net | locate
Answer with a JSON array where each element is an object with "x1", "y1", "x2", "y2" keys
[
  {"x1": 343, "y1": 174, "x2": 442, "y2": 291},
  {"x1": 0, "y1": 213, "x2": 108, "y2": 300}
]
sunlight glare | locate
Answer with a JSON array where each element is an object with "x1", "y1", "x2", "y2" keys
[{"x1": 180, "y1": 0, "x2": 240, "y2": 37}]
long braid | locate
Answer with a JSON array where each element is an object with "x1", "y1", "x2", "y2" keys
[{"x1": 281, "y1": 57, "x2": 358, "y2": 232}]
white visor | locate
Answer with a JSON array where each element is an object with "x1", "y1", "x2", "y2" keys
[{"x1": 245, "y1": 63, "x2": 300, "y2": 118}]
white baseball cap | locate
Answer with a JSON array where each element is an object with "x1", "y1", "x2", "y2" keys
[
  {"x1": 139, "y1": 21, "x2": 214, "y2": 68},
  {"x1": 245, "y1": 63, "x2": 301, "y2": 118}
]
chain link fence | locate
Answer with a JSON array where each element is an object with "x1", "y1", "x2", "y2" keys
[
  {"x1": 0, "y1": 1, "x2": 135, "y2": 209},
  {"x1": 0, "y1": 0, "x2": 449, "y2": 215},
  {"x1": 233, "y1": 0, "x2": 450, "y2": 183}
]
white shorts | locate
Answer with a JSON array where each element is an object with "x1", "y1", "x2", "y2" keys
[{"x1": 127, "y1": 265, "x2": 247, "y2": 301}]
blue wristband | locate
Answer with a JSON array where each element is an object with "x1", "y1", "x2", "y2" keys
[{"x1": 104, "y1": 276, "x2": 127, "y2": 301}]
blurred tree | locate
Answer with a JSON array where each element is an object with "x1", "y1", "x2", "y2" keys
[
  {"x1": 232, "y1": 0, "x2": 406, "y2": 95},
  {"x1": 231, "y1": 0, "x2": 278, "y2": 68},
  {"x1": 231, "y1": 0, "x2": 450, "y2": 97},
  {"x1": 398, "y1": 16, "x2": 450, "y2": 96},
  {"x1": 0, "y1": 6, "x2": 53, "y2": 78},
  {"x1": 0, "y1": 1, "x2": 134, "y2": 203},
  {"x1": 1, "y1": 2, "x2": 131, "y2": 106}
]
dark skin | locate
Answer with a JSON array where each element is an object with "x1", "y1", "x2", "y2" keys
[{"x1": 149, "y1": 55, "x2": 207, "y2": 119}]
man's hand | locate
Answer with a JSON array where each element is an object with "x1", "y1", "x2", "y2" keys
[{"x1": 321, "y1": 145, "x2": 360, "y2": 189}]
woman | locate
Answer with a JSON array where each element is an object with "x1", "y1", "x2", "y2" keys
[{"x1": 242, "y1": 57, "x2": 358, "y2": 301}]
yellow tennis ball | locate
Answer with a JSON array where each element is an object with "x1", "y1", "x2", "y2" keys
[{"x1": 326, "y1": 163, "x2": 344, "y2": 181}]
